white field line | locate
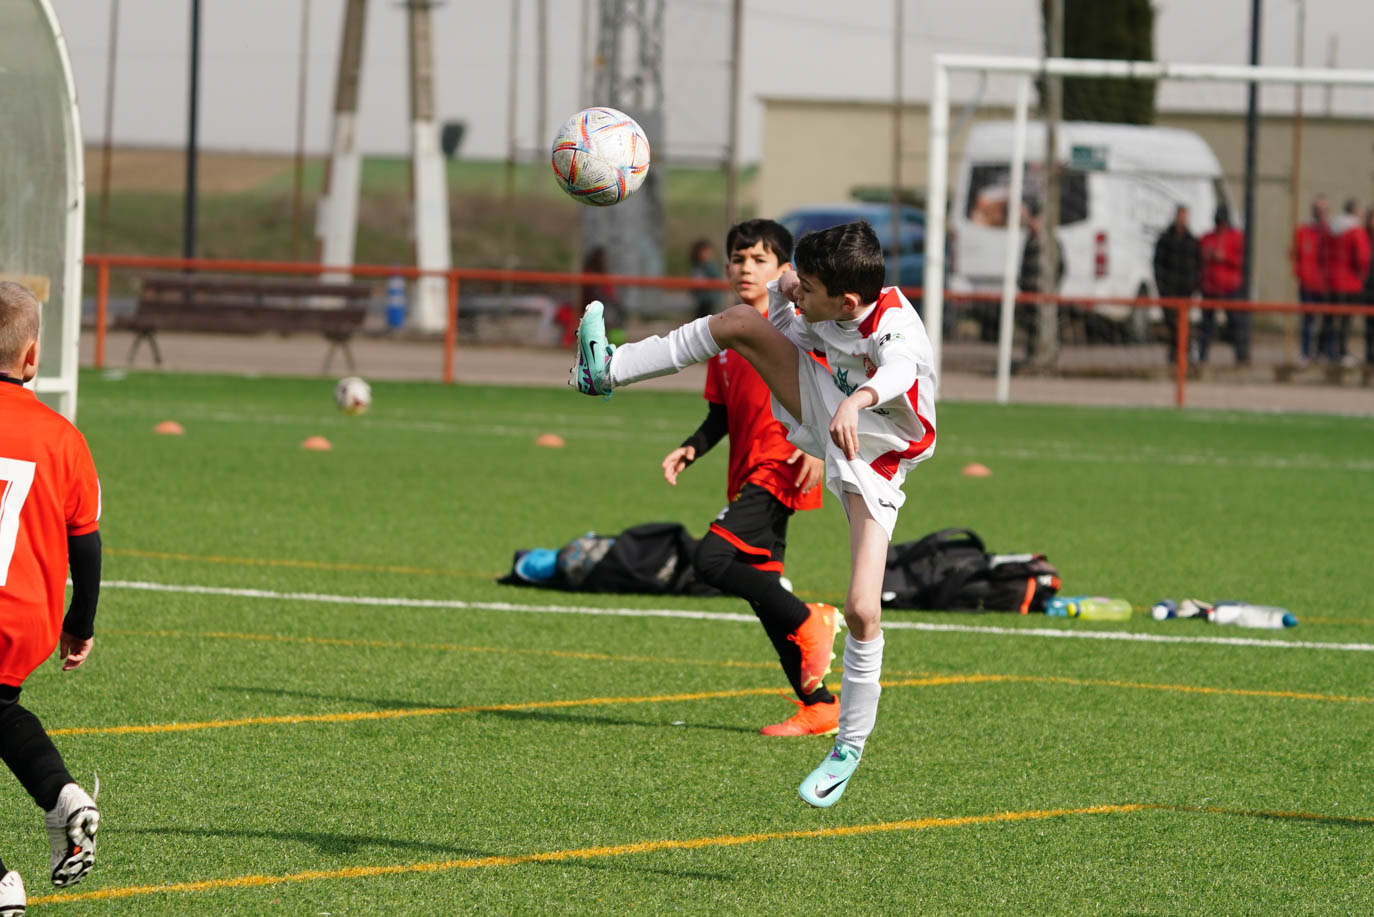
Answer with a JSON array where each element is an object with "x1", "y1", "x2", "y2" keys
[{"x1": 104, "y1": 579, "x2": 1374, "y2": 653}]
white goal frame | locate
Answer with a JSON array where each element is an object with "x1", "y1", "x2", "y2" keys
[{"x1": 924, "y1": 54, "x2": 1374, "y2": 401}]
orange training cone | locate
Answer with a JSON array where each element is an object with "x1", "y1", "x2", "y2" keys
[
  {"x1": 153, "y1": 420, "x2": 185, "y2": 435},
  {"x1": 300, "y1": 436, "x2": 333, "y2": 451},
  {"x1": 535, "y1": 433, "x2": 566, "y2": 448},
  {"x1": 961, "y1": 463, "x2": 992, "y2": 478}
]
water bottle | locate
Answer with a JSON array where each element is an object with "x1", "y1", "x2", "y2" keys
[
  {"x1": 1208, "y1": 601, "x2": 1297, "y2": 629},
  {"x1": 385, "y1": 275, "x2": 407, "y2": 330},
  {"x1": 1045, "y1": 595, "x2": 1133, "y2": 621}
]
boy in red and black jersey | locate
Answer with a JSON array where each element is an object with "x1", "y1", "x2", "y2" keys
[
  {"x1": 0, "y1": 282, "x2": 103, "y2": 909},
  {"x1": 660, "y1": 220, "x2": 841, "y2": 737}
]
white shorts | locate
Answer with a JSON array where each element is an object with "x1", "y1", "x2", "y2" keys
[{"x1": 771, "y1": 355, "x2": 932, "y2": 540}]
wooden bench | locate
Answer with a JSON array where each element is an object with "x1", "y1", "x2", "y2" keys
[{"x1": 115, "y1": 274, "x2": 372, "y2": 371}]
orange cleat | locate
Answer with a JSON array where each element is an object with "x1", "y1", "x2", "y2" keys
[
  {"x1": 760, "y1": 697, "x2": 840, "y2": 736},
  {"x1": 789, "y1": 602, "x2": 842, "y2": 695}
]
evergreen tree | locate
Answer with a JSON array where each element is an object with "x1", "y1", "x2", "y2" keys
[{"x1": 1042, "y1": 0, "x2": 1156, "y2": 124}]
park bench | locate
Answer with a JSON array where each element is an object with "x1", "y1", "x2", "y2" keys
[{"x1": 115, "y1": 274, "x2": 372, "y2": 371}]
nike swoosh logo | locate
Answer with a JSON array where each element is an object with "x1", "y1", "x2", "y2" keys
[
  {"x1": 815, "y1": 775, "x2": 850, "y2": 798},
  {"x1": 878, "y1": 500, "x2": 896, "y2": 510},
  {"x1": 588, "y1": 340, "x2": 598, "y2": 360}
]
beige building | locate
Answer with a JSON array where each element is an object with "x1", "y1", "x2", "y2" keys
[{"x1": 759, "y1": 97, "x2": 1374, "y2": 302}]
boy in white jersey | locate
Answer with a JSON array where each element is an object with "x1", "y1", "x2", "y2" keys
[{"x1": 570, "y1": 221, "x2": 936, "y2": 806}]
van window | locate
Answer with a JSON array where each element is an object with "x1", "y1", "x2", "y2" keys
[{"x1": 964, "y1": 164, "x2": 1088, "y2": 227}]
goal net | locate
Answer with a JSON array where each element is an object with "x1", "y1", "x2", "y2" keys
[
  {"x1": 0, "y1": 0, "x2": 83, "y2": 419},
  {"x1": 922, "y1": 55, "x2": 1374, "y2": 401}
]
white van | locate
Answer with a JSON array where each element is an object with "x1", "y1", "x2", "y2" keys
[{"x1": 949, "y1": 120, "x2": 1231, "y2": 339}]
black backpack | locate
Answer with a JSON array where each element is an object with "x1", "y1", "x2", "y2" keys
[
  {"x1": 881, "y1": 528, "x2": 1060, "y2": 613},
  {"x1": 499, "y1": 522, "x2": 721, "y2": 597}
]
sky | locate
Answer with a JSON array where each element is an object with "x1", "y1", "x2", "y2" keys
[{"x1": 48, "y1": 0, "x2": 1374, "y2": 164}]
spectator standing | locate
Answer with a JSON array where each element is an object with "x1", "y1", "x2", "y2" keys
[
  {"x1": 1362, "y1": 207, "x2": 1374, "y2": 368},
  {"x1": 1290, "y1": 195, "x2": 1330, "y2": 364},
  {"x1": 1198, "y1": 206, "x2": 1246, "y2": 365},
  {"x1": 688, "y1": 238, "x2": 723, "y2": 318},
  {"x1": 1153, "y1": 204, "x2": 1201, "y2": 363},
  {"x1": 1016, "y1": 200, "x2": 1065, "y2": 361},
  {"x1": 1324, "y1": 199, "x2": 1372, "y2": 364}
]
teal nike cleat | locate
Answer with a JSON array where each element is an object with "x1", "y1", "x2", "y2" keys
[
  {"x1": 570, "y1": 301, "x2": 615, "y2": 397},
  {"x1": 798, "y1": 741, "x2": 861, "y2": 808}
]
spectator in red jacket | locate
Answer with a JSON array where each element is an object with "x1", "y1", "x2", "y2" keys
[
  {"x1": 1198, "y1": 206, "x2": 1247, "y2": 365},
  {"x1": 1323, "y1": 199, "x2": 1372, "y2": 363},
  {"x1": 1290, "y1": 195, "x2": 1329, "y2": 363},
  {"x1": 1363, "y1": 207, "x2": 1374, "y2": 367}
]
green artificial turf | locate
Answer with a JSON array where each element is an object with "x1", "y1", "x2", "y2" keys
[{"x1": 7, "y1": 370, "x2": 1371, "y2": 914}]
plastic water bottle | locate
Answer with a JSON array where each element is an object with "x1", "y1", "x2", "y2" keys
[
  {"x1": 385, "y1": 275, "x2": 407, "y2": 330},
  {"x1": 1208, "y1": 602, "x2": 1297, "y2": 629},
  {"x1": 1045, "y1": 596, "x2": 1133, "y2": 621}
]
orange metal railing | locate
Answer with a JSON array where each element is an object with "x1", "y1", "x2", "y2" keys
[{"x1": 84, "y1": 253, "x2": 1374, "y2": 407}]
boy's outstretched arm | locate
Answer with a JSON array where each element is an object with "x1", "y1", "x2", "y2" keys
[
  {"x1": 663, "y1": 402, "x2": 728, "y2": 485},
  {"x1": 61, "y1": 530, "x2": 101, "y2": 670}
]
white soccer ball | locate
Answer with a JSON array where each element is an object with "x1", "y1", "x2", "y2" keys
[
  {"x1": 550, "y1": 107, "x2": 651, "y2": 207},
  {"x1": 334, "y1": 376, "x2": 372, "y2": 415}
]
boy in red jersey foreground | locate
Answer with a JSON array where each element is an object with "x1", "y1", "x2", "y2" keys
[
  {"x1": 571, "y1": 222, "x2": 937, "y2": 806},
  {"x1": 0, "y1": 282, "x2": 103, "y2": 912},
  {"x1": 660, "y1": 220, "x2": 840, "y2": 737}
]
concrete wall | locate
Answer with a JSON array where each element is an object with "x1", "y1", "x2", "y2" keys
[{"x1": 758, "y1": 97, "x2": 1374, "y2": 301}]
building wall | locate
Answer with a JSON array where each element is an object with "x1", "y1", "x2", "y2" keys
[{"x1": 759, "y1": 97, "x2": 1374, "y2": 301}]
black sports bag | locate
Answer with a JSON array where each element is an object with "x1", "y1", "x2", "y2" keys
[{"x1": 881, "y1": 528, "x2": 1060, "y2": 613}]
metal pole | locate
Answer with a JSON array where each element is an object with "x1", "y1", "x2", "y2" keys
[
  {"x1": 923, "y1": 59, "x2": 949, "y2": 378},
  {"x1": 890, "y1": 0, "x2": 903, "y2": 287},
  {"x1": 1037, "y1": 0, "x2": 1063, "y2": 368},
  {"x1": 996, "y1": 78, "x2": 1031, "y2": 404},
  {"x1": 183, "y1": 0, "x2": 202, "y2": 260},
  {"x1": 318, "y1": 0, "x2": 367, "y2": 277},
  {"x1": 1287, "y1": 0, "x2": 1305, "y2": 360},
  {"x1": 291, "y1": 0, "x2": 311, "y2": 260},
  {"x1": 99, "y1": 0, "x2": 120, "y2": 250},
  {"x1": 535, "y1": 0, "x2": 548, "y2": 186},
  {"x1": 504, "y1": 0, "x2": 521, "y2": 305},
  {"x1": 578, "y1": 0, "x2": 591, "y2": 106},
  {"x1": 724, "y1": 0, "x2": 743, "y2": 230},
  {"x1": 1243, "y1": 0, "x2": 1261, "y2": 302}
]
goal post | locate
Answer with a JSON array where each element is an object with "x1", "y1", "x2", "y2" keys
[
  {"x1": 924, "y1": 54, "x2": 1374, "y2": 400},
  {"x1": 0, "y1": 0, "x2": 83, "y2": 420}
]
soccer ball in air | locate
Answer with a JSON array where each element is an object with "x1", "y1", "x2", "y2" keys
[
  {"x1": 334, "y1": 376, "x2": 372, "y2": 415},
  {"x1": 550, "y1": 107, "x2": 651, "y2": 206}
]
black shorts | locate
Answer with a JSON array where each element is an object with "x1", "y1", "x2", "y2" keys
[{"x1": 706, "y1": 483, "x2": 794, "y2": 573}]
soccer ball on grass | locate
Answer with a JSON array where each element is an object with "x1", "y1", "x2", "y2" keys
[
  {"x1": 334, "y1": 376, "x2": 372, "y2": 415},
  {"x1": 550, "y1": 107, "x2": 651, "y2": 206}
]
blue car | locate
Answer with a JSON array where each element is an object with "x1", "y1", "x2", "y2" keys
[{"x1": 777, "y1": 203, "x2": 926, "y2": 289}]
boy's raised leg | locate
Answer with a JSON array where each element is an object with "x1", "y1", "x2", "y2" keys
[{"x1": 571, "y1": 304, "x2": 802, "y2": 422}]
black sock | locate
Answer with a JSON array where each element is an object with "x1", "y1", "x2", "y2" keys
[
  {"x1": 0, "y1": 690, "x2": 73, "y2": 811},
  {"x1": 696, "y1": 536, "x2": 835, "y2": 705}
]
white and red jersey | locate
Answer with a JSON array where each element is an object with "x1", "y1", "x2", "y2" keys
[{"x1": 767, "y1": 281, "x2": 937, "y2": 483}]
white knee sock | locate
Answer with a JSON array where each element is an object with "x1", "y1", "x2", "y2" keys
[
  {"x1": 837, "y1": 632, "x2": 884, "y2": 755},
  {"x1": 608, "y1": 316, "x2": 721, "y2": 387}
]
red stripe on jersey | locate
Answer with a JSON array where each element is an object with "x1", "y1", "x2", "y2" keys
[
  {"x1": 868, "y1": 378, "x2": 936, "y2": 480},
  {"x1": 857, "y1": 287, "x2": 904, "y2": 339}
]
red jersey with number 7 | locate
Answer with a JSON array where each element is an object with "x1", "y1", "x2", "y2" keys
[
  {"x1": 703, "y1": 349, "x2": 821, "y2": 512},
  {"x1": 0, "y1": 382, "x2": 101, "y2": 686}
]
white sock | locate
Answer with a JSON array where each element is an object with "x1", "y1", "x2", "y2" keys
[
  {"x1": 608, "y1": 316, "x2": 720, "y2": 387},
  {"x1": 837, "y1": 632, "x2": 884, "y2": 755}
]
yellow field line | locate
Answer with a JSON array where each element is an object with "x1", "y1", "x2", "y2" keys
[
  {"x1": 104, "y1": 627, "x2": 780, "y2": 672},
  {"x1": 104, "y1": 627, "x2": 1374, "y2": 707},
  {"x1": 46, "y1": 675, "x2": 998, "y2": 739},
  {"x1": 103, "y1": 547, "x2": 496, "y2": 579},
  {"x1": 28, "y1": 802, "x2": 1374, "y2": 906}
]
